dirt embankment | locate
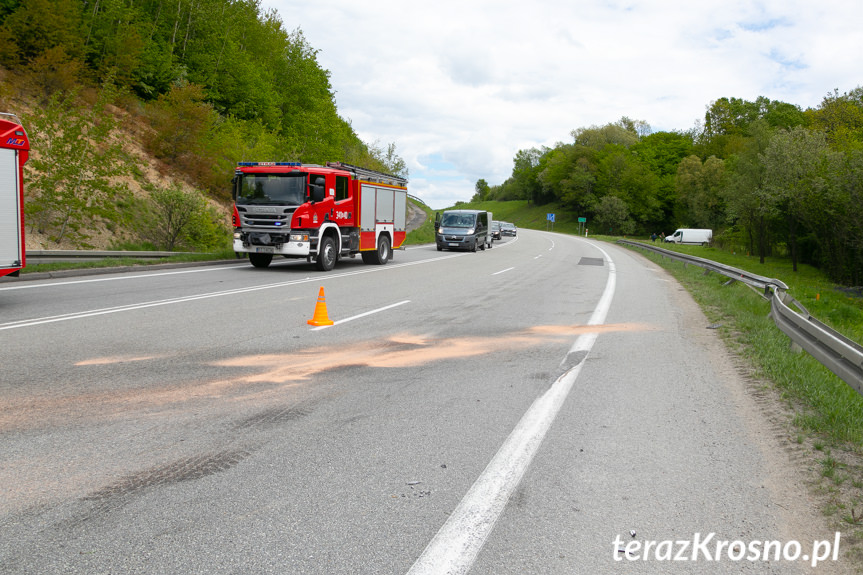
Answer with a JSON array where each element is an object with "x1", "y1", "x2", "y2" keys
[{"x1": 406, "y1": 201, "x2": 427, "y2": 232}]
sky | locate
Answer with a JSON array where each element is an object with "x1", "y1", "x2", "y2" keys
[{"x1": 261, "y1": 0, "x2": 863, "y2": 209}]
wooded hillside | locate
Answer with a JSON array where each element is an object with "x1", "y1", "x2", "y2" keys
[
  {"x1": 479, "y1": 93, "x2": 863, "y2": 285},
  {"x1": 0, "y1": 0, "x2": 407, "y2": 251}
]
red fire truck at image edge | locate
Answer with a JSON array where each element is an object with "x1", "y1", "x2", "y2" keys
[
  {"x1": 231, "y1": 161, "x2": 409, "y2": 271},
  {"x1": 0, "y1": 112, "x2": 28, "y2": 279}
]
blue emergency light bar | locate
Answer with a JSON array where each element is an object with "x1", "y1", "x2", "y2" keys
[{"x1": 236, "y1": 162, "x2": 302, "y2": 167}]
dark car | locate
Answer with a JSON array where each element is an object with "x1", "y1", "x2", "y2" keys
[
  {"x1": 490, "y1": 221, "x2": 501, "y2": 240},
  {"x1": 500, "y1": 222, "x2": 517, "y2": 237},
  {"x1": 434, "y1": 209, "x2": 492, "y2": 252}
]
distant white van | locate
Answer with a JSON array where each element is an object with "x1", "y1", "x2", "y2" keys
[{"x1": 664, "y1": 228, "x2": 712, "y2": 246}]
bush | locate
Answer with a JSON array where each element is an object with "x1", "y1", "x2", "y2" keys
[{"x1": 137, "y1": 183, "x2": 229, "y2": 251}]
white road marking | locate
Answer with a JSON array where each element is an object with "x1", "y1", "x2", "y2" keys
[
  {"x1": 0, "y1": 234, "x2": 524, "y2": 330},
  {"x1": 0, "y1": 251, "x2": 465, "y2": 330},
  {"x1": 492, "y1": 267, "x2": 515, "y2": 276},
  {"x1": 310, "y1": 300, "x2": 411, "y2": 331},
  {"x1": 407, "y1": 241, "x2": 616, "y2": 575},
  {"x1": 0, "y1": 264, "x2": 250, "y2": 290}
]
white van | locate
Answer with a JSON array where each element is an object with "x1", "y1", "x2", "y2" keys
[{"x1": 664, "y1": 228, "x2": 712, "y2": 246}]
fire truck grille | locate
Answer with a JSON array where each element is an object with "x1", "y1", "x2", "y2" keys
[
  {"x1": 241, "y1": 213, "x2": 291, "y2": 228},
  {"x1": 249, "y1": 232, "x2": 288, "y2": 245}
]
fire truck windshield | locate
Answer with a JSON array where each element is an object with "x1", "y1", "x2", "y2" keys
[{"x1": 235, "y1": 173, "x2": 307, "y2": 206}]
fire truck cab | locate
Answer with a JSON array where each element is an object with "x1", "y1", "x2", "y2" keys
[
  {"x1": 232, "y1": 161, "x2": 408, "y2": 271},
  {"x1": 0, "y1": 112, "x2": 28, "y2": 279}
]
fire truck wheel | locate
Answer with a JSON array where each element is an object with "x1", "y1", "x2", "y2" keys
[
  {"x1": 249, "y1": 253, "x2": 273, "y2": 268},
  {"x1": 316, "y1": 235, "x2": 337, "y2": 271},
  {"x1": 362, "y1": 234, "x2": 390, "y2": 265}
]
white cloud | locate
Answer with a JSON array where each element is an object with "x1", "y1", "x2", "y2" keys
[{"x1": 264, "y1": 0, "x2": 863, "y2": 209}]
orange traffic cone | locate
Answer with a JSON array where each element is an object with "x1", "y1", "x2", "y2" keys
[{"x1": 307, "y1": 286, "x2": 334, "y2": 326}]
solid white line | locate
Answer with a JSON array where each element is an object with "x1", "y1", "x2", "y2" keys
[
  {"x1": 310, "y1": 300, "x2": 411, "y2": 331},
  {"x1": 407, "y1": 241, "x2": 616, "y2": 575},
  {"x1": 0, "y1": 264, "x2": 250, "y2": 290},
  {"x1": 0, "y1": 279, "x2": 317, "y2": 330},
  {"x1": 0, "y1": 252, "x2": 465, "y2": 330},
  {"x1": 492, "y1": 267, "x2": 515, "y2": 276},
  {"x1": 1, "y1": 234, "x2": 526, "y2": 329}
]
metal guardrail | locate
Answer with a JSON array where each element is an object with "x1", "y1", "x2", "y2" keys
[
  {"x1": 26, "y1": 250, "x2": 200, "y2": 264},
  {"x1": 407, "y1": 194, "x2": 427, "y2": 207},
  {"x1": 618, "y1": 239, "x2": 863, "y2": 396}
]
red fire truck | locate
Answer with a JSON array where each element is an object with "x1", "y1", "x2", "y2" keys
[
  {"x1": 232, "y1": 161, "x2": 408, "y2": 271},
  {"x1": 0, "y1": 112, "x2": 28, "y2": 279}
]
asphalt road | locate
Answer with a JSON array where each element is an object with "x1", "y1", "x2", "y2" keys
[{"x1": 0, "y1": 231, "x2": 848, "y2": 574}]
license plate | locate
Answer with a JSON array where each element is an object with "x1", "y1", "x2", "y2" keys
[
  {"x1": 449, "y1": 243, "x2": 459, "y2": 247},
  {"x1": 254, "y1": 246, "x2": 275, "y2": 253}
]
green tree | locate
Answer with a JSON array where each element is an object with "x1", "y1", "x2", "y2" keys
[
  {"x1": 632, "y1": 131, "x2": 694, "y2": 229},
  {"x1": 675, "y1": 155, "x2": 726, "y2": 230},
  {"x1": 699, "y1": 96, "x2": 806, "y2": 159},
  {"x1": 594, "y1": 147, "x2": 660, "y2": 230},
  {"x1": 23, "y1": 45, "x2": 85, "y2": 104},
  {"x1": 535, "y1": 144, "x2": 597, "y2": 212},
  {"x1": 145, "y1": 82, "x2": 216, "y2": 162},
  {"x1": 571, "y1": 119, "x2": 639, "y2": 150},
  {"x1": 593, "y1": 195, "x2": 634, "y2": 235},
  {"x1": 79, "y1": 0, "x2": 146, "y2": 85},
  {"x1": 721, "y1": 120, "x2": 775, "y2": 261},
  {"x1": 761, "y1": 126, "x2": 832, "y2": 271},
  {"x1": 472, "y1": 178, "x2": 490, "y2": 202},
  {"x1": 511, "y1": 147, "x2": 547, "y2": 204},
  {"x1": 0, "y1": 0, "x2": 82, "y2": 67},
  {"x1": 368, "y1": 141, "x2": 409, "y2": 178},
  {"x1": 825, "y1": 149, "x2": 863, "y2": 283},
  {"x1": 806, "y1": 87, "x2": 863, "y2": 151}
]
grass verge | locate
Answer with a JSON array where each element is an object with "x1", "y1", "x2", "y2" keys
[
  {"x1": 20, "y1": 246, "x2": 238, "y2": 275},
  {"x1": 616, "y1": 239, "x2": 863, "y2": 563}
]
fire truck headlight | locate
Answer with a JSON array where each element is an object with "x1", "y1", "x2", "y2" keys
[
  {"x1": 233, "y1": 231, "x2": 242, "y2": 239},
  {"x1": 290, "y1": 233, "x2": 309, "y2": 242}
]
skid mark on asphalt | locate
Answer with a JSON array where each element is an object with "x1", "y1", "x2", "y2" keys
[
  {"x1": 56, "y1": 448, "x2": 254, "y2": 530},
  {"x1": 232, "y1": 402, "x2": 315, "y2": 430},
  {"x1": 74, "y1": 355, "x2": 162, "y2": 366}
]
